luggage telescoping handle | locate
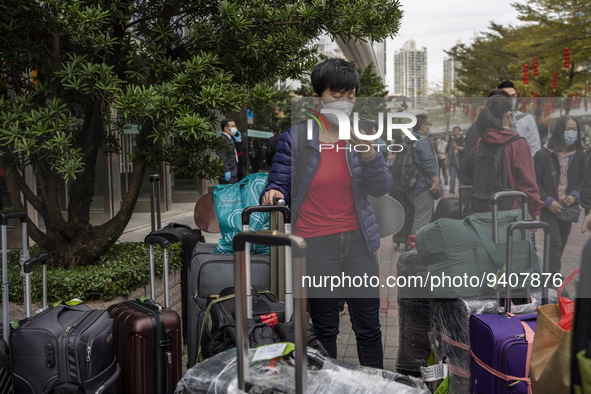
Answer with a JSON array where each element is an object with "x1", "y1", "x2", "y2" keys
[
  {"x1": 233, "y1": 231, "x2": 307, "y2": 394},
  {"x1": 241, "y1": 205, "x2": 292, "y2": 318},
  {"x1": 504, "y1": 221, "x2": 551, "y2": 313},
  {"x1": 144, "y1": 234, "x2": 171, "y2": 308},
  {"x1": 491, "y1": 191, "x2": 528, "y2": 243},
  {"x1": 0, "y1": 211, "x2": 29, "y2": 345},
  {"x1": 149, "y1": 174, "x2": 161, "y2": 232},
  {"x1": 22, "y1": 253, "x2": 49, "y2": 317}
]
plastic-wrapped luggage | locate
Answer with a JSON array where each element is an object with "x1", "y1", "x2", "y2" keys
[
  {"x1": 176, "y1": 347, "x2": 430, "y2": 394},
  {"x1": 396, "y1": 250, "x2": 431, "y2": 377}
]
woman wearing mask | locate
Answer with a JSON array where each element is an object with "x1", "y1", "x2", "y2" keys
[
  {"x1": 534, "y1": 115, "x2": 586, "y2": 277},
  {"x1": 261, "y1": 58, "x2": 392, "y2": 368}
]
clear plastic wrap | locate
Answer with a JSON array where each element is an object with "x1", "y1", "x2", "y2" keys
[
  {"x1": 429, "y1": 290, "x2": 558, "y2": 394},
  {"x1": 396, "y1": 250, "x2": 431, "y2": 375},
  {"x1": 176, "y1": 347, "x2": 431, "y2": 394}
]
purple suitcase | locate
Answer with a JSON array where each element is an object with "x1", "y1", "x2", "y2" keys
[
  {"x1": 469, "y1": 313, "x2": 536, "y2": 393},
  {"x1": 469, "y1": 207, "x2": 551, "y2": 394}
]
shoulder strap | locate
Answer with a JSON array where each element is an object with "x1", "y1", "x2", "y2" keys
[{"x1": 499, "y1": 135, "x2": 524, "y2": 191}]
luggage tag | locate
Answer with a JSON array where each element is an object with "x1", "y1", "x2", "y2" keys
[
  {"x1": 251, "y1": 342, "x2": 295, "y2": 362},
  {"x1": 420, "y1": 361, "x2": 448, "y2": 382}
]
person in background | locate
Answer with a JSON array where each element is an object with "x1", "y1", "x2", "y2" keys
[
  {"x1": 498, "y1": 80, "x2": 541, "y2": 157},
  {"x1": 261, "y1": 58, "x2": 391, "y2": 369},
  {"x1": 216, "y1": 118, "x2": 239, "y2": 184},
  {"x1": 405, "y1": 114, "x2": 440, "y2": 234},
  {"x1": 249, "y1": 138, "x2": 263, "y2": 173},
  {"x1": 266, "y1": 123, "x2": 282, "y2": 165},
  {"x1": 234, "y1": 130, "x2": 248, "y2": 181},
  {"x1": 447, "y1": 126, "x2": 463, "y2": 195},
  {"x1": 436, "y1": 135, "x2": 449, "y2": 187},
  {"x1": 534, "y1": 115, "x2": 586, "y2": 277},
  {"x1": 463, "y1": 95, "x2": 543, "y2": 219}
]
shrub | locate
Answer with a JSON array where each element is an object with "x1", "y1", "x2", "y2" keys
[{"x1": 3, "y1": 242, "x2": 182, "y2": 303}]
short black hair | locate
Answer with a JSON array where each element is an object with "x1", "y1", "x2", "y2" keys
[
  {"x1": 270, "y1": 124, "x2": 281, "y2": 134},
  {"x1": 452, "y1": 126, "x2": 461, "y2": 131},
  {"x1": 311, "y1": 58, "x2": 360, "y2": 96},
  {"x1": 221, "y1": 118, "x2": 233, "y2": 130},
  {"x1": 414, "y1": 114, "x2": 429, "y2": 132},
  {"x1": 487, "y1": 88, "x2": 510, "y2": 98},
  {"x1": 497, "y1": 80, "x2": 515, "y2": 90}
]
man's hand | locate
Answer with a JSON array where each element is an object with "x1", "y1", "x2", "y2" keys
[
  {"x1": 548, "y1": 200, "x2": 563, "y2": 214},
  {"x1": 350, "y1": 127, "x2": 376, "y2": 160},
  {"x1": 224, "y1": 171, "x2": 231, "y2": 182},
  {"x1": 559, "y1": 194, "x2": 576, "y2": 206},
  {"x1": 262, "y1": 190, "x2": 284, "y2": 205},
  {"x1": 582, "y1": 211, "x2": 591, "y2": 233},
  {"x1": 430, "y1": 176, "x2": 440, "y2": 192}
]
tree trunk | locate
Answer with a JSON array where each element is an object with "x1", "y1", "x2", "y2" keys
[{"x1": 4, "y1": 155, "x2": 148, "y2": 269}]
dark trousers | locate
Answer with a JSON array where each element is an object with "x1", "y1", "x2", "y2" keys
[
  {"x1": 540, "y1": 209, "x2": 573, "y2": 276},
  {"x1": 438, "y1": 158, "x2": 448, "y2": 183},
  {"x1": 305, "y1": 230, "x2": 383, "y2": 369},
  {"x1": 448, "y1": 163, "x2": 459, "y2": 194}
]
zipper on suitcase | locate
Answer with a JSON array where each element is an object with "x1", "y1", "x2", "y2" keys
[
  {"x1": 59, "y1": 310, "x2": 93, "y2": 385},
  {"x1": 125, "y1": 301, "x2": 168, "y2": 394},
  {"x1": 74, "y1": 311, "x2": 108, "y2": 380}
]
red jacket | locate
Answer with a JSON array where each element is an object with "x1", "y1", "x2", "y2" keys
[{"x1": 478, "y1": 127, "x2": 543, "y2": 217}]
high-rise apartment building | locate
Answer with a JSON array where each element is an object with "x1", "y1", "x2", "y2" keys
[
  {"x1": 392, "y1": 40, "x2": 428, "y2": 97},
  {"x1": 443, "y1": 55, "x2": 461, "y2": 96}
]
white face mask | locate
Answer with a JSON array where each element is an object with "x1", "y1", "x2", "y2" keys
[
  {"x1": 322, "y1": 100, "x2": 355, "y2": 124},
  {"x1": 230, "y1": 127, "x2": 238, "y2": 136},
  {"x1": 564, "y1": 130, "x2": 578, "y2": 146}
]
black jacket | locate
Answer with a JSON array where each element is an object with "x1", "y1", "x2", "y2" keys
[
  {"x1": 580, "y1": 154, "x2": 591, "y2": 209},
  {"x1": 533, "y1": 148, "x2": 586, "y2": 209}
]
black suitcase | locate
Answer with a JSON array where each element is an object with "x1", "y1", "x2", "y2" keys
[
  {"x1": 151, "y1": 221, "x2": 204, "y2": 344},
  {"x1": 6, "y1": 215, "x2": 119, "y2": 393},
  {"x1": 186, "y1": 205, "x2": 291, "y2": 368},
  {"x1": 0, "y1": 212, "x2": 37, "y2": 394},
  {"x1": 396, "y1": 250, "x2": 431, "y2": 377}
]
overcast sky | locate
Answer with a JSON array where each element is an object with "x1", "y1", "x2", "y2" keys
[{"x1": 385, "y1": 0, "x2": 526, "y2": 94}]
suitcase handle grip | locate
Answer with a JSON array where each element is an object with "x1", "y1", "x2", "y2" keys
[
  {"x1": 149, "y1": 174, "x2": 160, "y2": 182},
  {"x1": 241, "y1": 206, "x2": 291, "y2": 226},
  {"x1": 491, "y1": 191, "x2": 528, "y2": 204},
  {"x1": 233, "y1": 230, "x2": 302, "y2": 253},
  {"x1": 23, "y1": 253, "x2": 49, "y2": 274},
  {"x1": 491, "y1": 191, "x2": 529, "y2": 243},
  {"x1": 144, "y1": 234, "x2": 170, "y2": 248},
  {"x1": 0, "y1": 211, "x2": 28, "y2": 225},
  {"x1": 504, "y1": 220, "x2": 551, "y2": 312},
  {"x1": 233, "y1": 231, "x2": 307, "y2": 394}
]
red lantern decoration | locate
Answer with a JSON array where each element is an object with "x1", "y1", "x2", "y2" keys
[
  {"x1": 564, "y1": 48, "x2": 570, "y2": 69},
  {"x1": 533, "y1": 57, "x2": 539, "y2": 78},
  {"x1": 523, "y1": 64, "x2": 529, "y2": 85}
]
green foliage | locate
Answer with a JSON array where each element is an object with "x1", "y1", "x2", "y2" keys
[
  {"x1": 0, "y1": 0, "x2": 402, "y2": 268},
  {"x1": 3, "y1": 242, "x2": 182, "y2": 302},
  {"x1": 449, "y1": 0, "x2": 591, "y2": 97}
]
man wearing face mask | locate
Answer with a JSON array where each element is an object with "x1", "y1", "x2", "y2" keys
[
  {"x1": 260, "y1": 58, "x2": 392, "y2": 369},
  {"x1": 498, "y1": 80, "x2": 541, "y2": 156},
  {"x1": 534, "y1": 115, "x2": 586, "y2": 277},
  {"x1": 216, "y1": 118, "x2": 239, "y2": 184}
]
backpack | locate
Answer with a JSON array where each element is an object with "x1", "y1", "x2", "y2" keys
[
  {"x1": 391, "y1": 138, "x2": 421, "y2": 192},
  {"x1": 471, "y1": 135, "x2": 523, "y2": 212}
]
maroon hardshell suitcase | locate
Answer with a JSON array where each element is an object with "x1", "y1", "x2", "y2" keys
[{"x1": 108, "y1": 234, "x2": 182, "y2": 394}]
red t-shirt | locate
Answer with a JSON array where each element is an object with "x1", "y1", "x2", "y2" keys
[{"x1": 295, "y1": 141, "x2": 360, "y2": 238}]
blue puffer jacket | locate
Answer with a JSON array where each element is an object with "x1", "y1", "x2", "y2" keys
[{"x1": 260, "y1": 123, "x2": 393, "y2": 252}]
